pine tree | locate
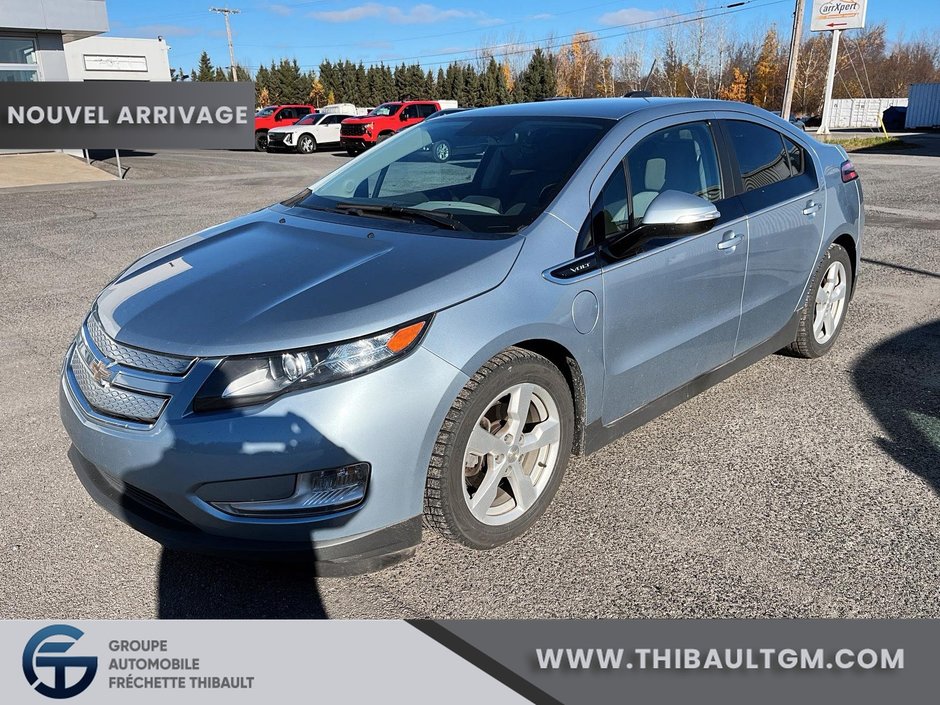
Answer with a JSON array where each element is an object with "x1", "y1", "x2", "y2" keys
[
  {"x1": 517, "y1": 49, "x2": 556, "y2": 102},
  {"x1": 192, "y1": 51, "x2": 215, "y2": 82}
]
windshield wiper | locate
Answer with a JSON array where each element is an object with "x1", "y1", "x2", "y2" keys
[{"x1": 334, "y1": 202, "x2": 467, "y2": 231}]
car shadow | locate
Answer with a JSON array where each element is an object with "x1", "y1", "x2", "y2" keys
[
  {"x1": 157, "y1": 550, "x2": 328, "y2": 618},
  {"x1": 852, "y1": 318, "x2": 940, "y2": 497}
]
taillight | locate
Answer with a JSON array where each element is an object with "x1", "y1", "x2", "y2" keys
[{"x1": 840, "y1": 159, "x2": 858, "y2": 182}]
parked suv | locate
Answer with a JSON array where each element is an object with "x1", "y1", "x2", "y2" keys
[
  {"x1": 340, "y1": 100, "x2": 442, "y2": 155},
  {"x1": 266, "y1": 112, "x2": 354, "y2": 154},
  {"x1": 254, "y1": 104, "x2": 316, "y2": 151},
  {"x1": 60, "y1": 99, "x2": 862, "y2": 575}
]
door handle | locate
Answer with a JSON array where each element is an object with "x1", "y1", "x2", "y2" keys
[
  {"x1": 717, "y1": 231, "x2": 743, "y2": 251},
  {"x1": 803, "y1": 201, "x2": 821, "y2": 216}
]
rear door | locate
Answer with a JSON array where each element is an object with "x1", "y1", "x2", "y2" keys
[
  {"x1": 597, "y1": 118, "x2": 748, "y2": 423},
  {"x1": 718, "y1": 118, "x2": 825, "y2": 354}
]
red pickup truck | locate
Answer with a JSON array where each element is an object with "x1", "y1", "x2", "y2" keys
[
  {"x1": 339, "y1": 101, "x2": 442, "y2": 155},
  {"x1": 254, "y1": 105, "x2": 316, "y2": 151}
]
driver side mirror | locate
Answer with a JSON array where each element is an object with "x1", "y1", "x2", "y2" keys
[{"x1": 601, "y1": 190, "x2": 721, "y2": 260}]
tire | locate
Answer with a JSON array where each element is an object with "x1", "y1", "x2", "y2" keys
[
  {"x1": 255, "y1": 131, "x2": 268, "y2": 152},
  {"x1": 432, "y1": 140, "x2": 451, "y2": 162},
  {"x1": 297, "y1": 134, "x2": 317, "y2": 154},
  {"x1": 376, "y1": 132, "x2": 394, "y2": 144},
  {"x1": 788, "y1": 242, "x2": 853, "y2": 358},
  {"x1": 346, "y1": 147, "x2": 359, "y2": 157},
  {"x1": 424, "y1": 347, "x2": 574, "y2": 549}
]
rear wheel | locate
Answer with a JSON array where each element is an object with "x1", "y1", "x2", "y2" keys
[
  {"x1": 255, "y1": 131, "x2": 268, "y2": 152},
  {"x1": 424, "y1": 348, "x2": 573, "y2": 549},
  {"x1": 297, "y1": 134, "x2": 317, "y2": 154},
  {"x1": 788, "y1": 242, "x2": 852, "y2": 358}
]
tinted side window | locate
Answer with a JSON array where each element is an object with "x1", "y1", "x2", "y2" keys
[
  {"x1": 401, "y1": 105, "x2": 419, "y2": 119},
  {"x1": 297, "y1": 107, "x2": 311, "y2": 116},
  {"x1": 724, "y1": 120, "x2": 818, "y2": 210},
  {"x1": 726, "y1": 121, "x2": 790, "y2": 191},
  {"x1": 418, "y1": 104, "x2": 437, "y2": 118},
  {"x1": 626, "y1": 122, "x2": 722, "y2": 222}
]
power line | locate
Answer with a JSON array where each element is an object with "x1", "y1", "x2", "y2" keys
[
  {"x1": 237, "y1": 0, "x2": 676, "y2": 50},
  {"x1": 240, "y1": 0, "x2": 790, "y2": 71}
]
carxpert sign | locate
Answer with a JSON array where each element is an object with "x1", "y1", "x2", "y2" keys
[
  {"x1": 0, "y1": 81, "x2": 255, "y2": 149},
  {"x1": 810, "y1": 0, "x2": 868, "y2": 31}
]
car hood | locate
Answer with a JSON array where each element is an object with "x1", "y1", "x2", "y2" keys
[
  {"x1": 268, "y1": 124, "x2": 306, "y2": 133},
  {"x1": 95, "y1": 207, "x2": 523, "y2": 357}
]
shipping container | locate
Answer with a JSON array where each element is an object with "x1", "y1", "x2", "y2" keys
[
  {"x1": 827, "y1": 98, "x2": 907, "y2": 129},
  {"x1": 905, "y1": 83, "x2": 940, "y2": 129}
]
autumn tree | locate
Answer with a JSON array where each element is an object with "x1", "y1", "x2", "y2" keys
[{"x1": 718, "y1": 67, "x2": 749, "y2": 102}]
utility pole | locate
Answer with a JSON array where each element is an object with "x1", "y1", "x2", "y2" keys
[
  {"x1": 781, "y1": 0, "x2": 806, "y2": 121},
  {"x1": 817, "y1": 28, "x2": 841, "y2": 135},
  {"x1": 210, "y1": 7, "x2": 240, "y2": 81}
]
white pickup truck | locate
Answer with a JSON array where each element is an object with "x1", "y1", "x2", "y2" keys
[{"x1": 265, "y1": 112, "x2": 355, "y2": 154}]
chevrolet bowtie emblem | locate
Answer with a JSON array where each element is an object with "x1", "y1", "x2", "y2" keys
[{"x1": 90, "y1": 358, "x2": 116, "y2": 388}]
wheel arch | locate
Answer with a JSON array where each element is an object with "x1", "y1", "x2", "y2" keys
[
  {"x1": 512, "y1": 339, "x2": 588, "y2": 456},
  {"x1": 833, "y1": 232, "x2": 858, "y2": 293}
]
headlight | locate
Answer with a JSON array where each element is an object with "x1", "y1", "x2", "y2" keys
[
  {"x1": 284, "y1": 132, "x2": 294, "y2": 144},
  {"x1": 193, "y1": 319, "x2": 429, "y2": 412}
]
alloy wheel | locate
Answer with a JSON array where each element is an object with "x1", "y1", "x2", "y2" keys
[
  {"x1": 435, "y1": 142, "x2": 450, "y2": 162},
  {"x1": 461, "y1": 382, "x2": 562, "y2": 526},
  {"x1": 299, "y1": 135, "x2": 315, "y2": 154},
  {"x1": 813, "y1": 260, "x2": 848, "y2": 344}
]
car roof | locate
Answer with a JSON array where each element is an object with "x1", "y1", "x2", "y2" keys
[{"x1": 460, "y1": 97, "x2": 770, "y2": 121}]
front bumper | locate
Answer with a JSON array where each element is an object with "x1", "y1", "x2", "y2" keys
[
  {"x1": 340, "y1": 137, "x2": 371, "y2": 149},
  {"x1": 60, "y1": 338, "x2": 468, "y2": 572}
]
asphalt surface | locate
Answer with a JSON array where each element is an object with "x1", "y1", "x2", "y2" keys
[{"x1": 1, "y1": 140, "x2": 938, "y2": 619}]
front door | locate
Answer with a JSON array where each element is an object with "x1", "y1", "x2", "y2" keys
[{"x1": 600, "y1": 120, "x2": 748, "y2": 424}]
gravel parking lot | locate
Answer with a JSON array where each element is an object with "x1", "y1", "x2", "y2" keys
[{"x1": 1, "y1": 139, "x2": 938, "y2": 619}]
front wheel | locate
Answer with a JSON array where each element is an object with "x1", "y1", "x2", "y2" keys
[
  {"x1": 297, "y1": 134, "x2": 317, "y2": 154},
  {"x1": 255, "y1": 131, "x2": 268, "y2": 152},
  {"x1": 432, "y1": 140, "x2": 451, "y2": 162},
  {"x1": 788, "y1": 242, "x2": 853, "y2": 358},
  {"x1": 424, "y1": 348, "x2": 573, "y2": 549}
]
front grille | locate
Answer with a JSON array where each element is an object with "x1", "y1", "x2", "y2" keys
[
  {"x1": 70, "y1": 340, "x2": 168, "y2": 423},
  {"x1": 341, "y1": 123, "x2": 365, "y2": 136},
  {"x1": 267, "y1": 132, "x2": 286, "y2": 145},
  {"x1": 87, "y1": 313, "x2": 194, "y2": 375}
]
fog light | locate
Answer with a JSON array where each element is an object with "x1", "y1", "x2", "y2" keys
[{"x1": 211, "y1": 463, "x2": 370, "y2": 518}]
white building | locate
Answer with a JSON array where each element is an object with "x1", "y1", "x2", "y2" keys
[{"x1": 0, "y1": 0, "x2": 170, "y2": 84}]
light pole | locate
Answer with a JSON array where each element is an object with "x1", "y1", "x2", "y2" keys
[{"x1": 210, "y1": 7, "x2": 241, "y2": 81}]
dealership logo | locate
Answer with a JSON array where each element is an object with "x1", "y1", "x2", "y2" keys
[{"x1": 22, "y1": 625, "x2": 98, "y2": 699}]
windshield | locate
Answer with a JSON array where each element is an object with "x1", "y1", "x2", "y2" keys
[
  {"x1": 297, "y1": 115, "x2": 612, "y2": 235},
  {"x1": 295, "y1": 113, "x2": 322, "y2": 126},
  {"x1": 256, "y1": 107, "x2": 276, "y2": 117},
  {"x1": 368, "y1": 103, "x2": 401, "y2": 117}
]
